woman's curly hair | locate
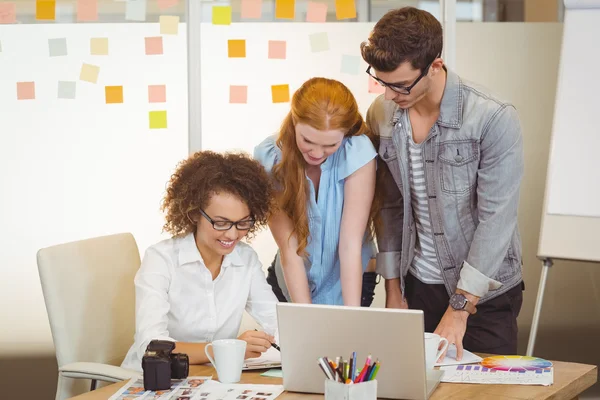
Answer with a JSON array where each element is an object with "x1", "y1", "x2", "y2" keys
[{"x1": 161, "y1": 151, "x2": 275, "y2": 239}]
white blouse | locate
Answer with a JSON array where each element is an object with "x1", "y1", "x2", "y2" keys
[{"x1": 121, "y1": 233, "x2": 279, "y2": 371}]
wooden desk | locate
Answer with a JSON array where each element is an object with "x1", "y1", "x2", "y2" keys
[{"x1": 70, "y1": 358, "x2": 597, "y2": 400}]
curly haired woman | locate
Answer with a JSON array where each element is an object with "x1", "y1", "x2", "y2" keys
[{"x1": 121, "y1": 151, "x2": 279, "y2": 371}]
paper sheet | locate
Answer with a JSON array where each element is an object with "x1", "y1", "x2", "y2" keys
[
  {"x1": 435, "y1": 345, "x2": 483, "y2": 367},
  {"x1": 199, "y1": 380, "x2": 284, "y2": 399},
  {"x1": 243, "y1": 346, "x2": 281, "y2": 370},
  {"x1": 108, "y1": 376, "x2": 213, "y2": 400},
  {"x1": 260, "y1": 369, "x2": 283, "y2": 378},
  {"x1": 440, "y1": 365, "x2": 554, "y2": 386}
]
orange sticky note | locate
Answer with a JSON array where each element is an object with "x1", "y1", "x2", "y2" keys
[
  {"x1": 268, "y1": 40, "x2": 286, "y2": 59},
  {"x1": 149, "y1": 111, "x2": 168, "y2": 129},
  {"x1": 306, "y1": 1, "x2": 326, "y2": 22},
  {"x1": 105, "y1": 86, "x2": 123, "y2": 104},
  {"x1": 271, "y1": 84, "x2": 290, "y2": 103},
  {"x1": 160, "y1": 15, "x2": 179, "y2": 35},
  {"x1": 80, "y1": 63, "x2": 100, "y2": 83},
  {"x1": 16, "y1": 82, "x2": 35, "y2": 100},
  {"x1": 157, "y1": 0, "x2": 178, "y2": 10},
  {"x1": 241, "y1": 0, "x2": 261, "y2": 19},
  {"x1": 148, "y1": 84, "x2": 166, "y2": 103},
  {"x1": 335, "y1": 0, "x2": 355, "y2": 19},
  {"x1": 145, "y1": 36, "x2": 163, "y2": 55},
  {"x1": 368, "y1": 77, "x2": 385, "y2": 94},
  {"x1": 212, "y1": 6, "x2": 231, "y2": 25},
  {"x1": 229, "y1": 85, "x2": 248, "y2": 104},
  {"x1": 0, "y1": 2, "x2": 17, "y2": 24},
  {"x1": 36, "y1": 0, "x2": 55, "y2": 20},
  {"x1": 77, "y1": 0, "x2": 97, "y2": 21},
  {"x1": 228, "y1": 40, "x2": 246, "y2": 58},
  {"x1": 275, "y1": 0, "x2": 294, "y2": 19}
]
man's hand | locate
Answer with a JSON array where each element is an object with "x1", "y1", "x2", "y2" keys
[
  {"x1": 434, "y1": 290, "x2": 479, "y2": 361},
  {"x1": 434, "y1": 307, "x2": 468, "y2": 361},
  {"x1": 237, "y1": 330, "x2": 275, "y2": 359}
]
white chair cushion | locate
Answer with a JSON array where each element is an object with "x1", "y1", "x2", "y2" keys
[{"x1": 59, "y1": 362, "x2": 139, "y2": 382}]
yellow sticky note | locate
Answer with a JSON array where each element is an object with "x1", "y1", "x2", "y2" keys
[
  {"x1": 105, "y1": 86, "x2": 123, "y2": 104},
  {"x1": 228, "y1": 40, "x2": 246, "y2": 58},
  {"x1": 335, "y1": 0, "x2": 355, "y2": 19},
  {"x1": 212, "y1": 6, "x2": 231, "y2": 25},
  {"x1": 275, "y1": 0, "x2": 294, "y2": 19},
  {"x1": 160, "y1": 15, "x2": 179, "y2": 35},
  {"x1": 271, "y1": 84, "x2": 290, "y2": 103},
  {"x1": 80, "y1": 63, "x2": 100, "y2": 84},
  {"x1": 36, "y1": 0, "x2": 56, "y2": 20},
  {"x1": 90, "y1": 37, "x2": 109, "y2": 55},
  {"x1": 149, "y1": 111, "x2": 168, "y2": 129}
]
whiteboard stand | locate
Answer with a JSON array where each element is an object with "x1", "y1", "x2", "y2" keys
[{"x1": 526, "y1": 258, "x2": 553, "y2": 356}]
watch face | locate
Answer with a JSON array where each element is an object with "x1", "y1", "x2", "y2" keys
[{"x1": 450, "y1": 294, "x2": 467, "y2": 310}]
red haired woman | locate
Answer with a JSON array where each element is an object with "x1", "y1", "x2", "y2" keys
[{"x1": 254, "y1": 77, "x2": 379, "y2": 306}]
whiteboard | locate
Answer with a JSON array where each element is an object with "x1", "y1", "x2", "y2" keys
[{"x1": 538, "y1": 1, "x2": 600, "y2": 261}]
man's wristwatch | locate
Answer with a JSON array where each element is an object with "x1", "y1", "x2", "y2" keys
[{"x1": 449, "y1": 293, "x2": 477, "y2": 314}]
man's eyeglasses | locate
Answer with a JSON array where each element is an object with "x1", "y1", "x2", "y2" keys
[
  {"x1": 366, "y1": 54, "x2": 440, "y2": 95},
  {"x1": 199, "y1": 209, "x2": 255, "y2": 231}
]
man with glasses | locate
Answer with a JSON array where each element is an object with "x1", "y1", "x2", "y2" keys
[{"x1": 361, "y1": 7, "x2": 525, "y2": 360}]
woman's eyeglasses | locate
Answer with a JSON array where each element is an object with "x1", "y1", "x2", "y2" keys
[{"x1": 199, "y1": 209, "x2": 255, "y2": 231}]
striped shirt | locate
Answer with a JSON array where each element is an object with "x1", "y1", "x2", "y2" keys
[{"x1": 407, "y1": 136, "x2": 444, "y2": 284}]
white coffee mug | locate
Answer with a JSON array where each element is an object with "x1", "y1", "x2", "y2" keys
[
  {"x1": 205, "y1": 339, "x2": 247, "y2": 383},
  {"x1": 424, "y1": 333, "x2": 449, "y2": 370}
]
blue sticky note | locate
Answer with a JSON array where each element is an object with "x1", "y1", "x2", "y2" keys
[
  {"x1": 341, "y1": 54, "x2": 360, "y2": 75},
  {"x1": 261, "y1": 369, "x2": 283, "y2": 378}
]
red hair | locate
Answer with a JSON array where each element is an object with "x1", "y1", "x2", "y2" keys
[{"x1": 272, "y1": 77, "x2": 379, "y2": 257}]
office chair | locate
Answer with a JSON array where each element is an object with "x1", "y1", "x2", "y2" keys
[{"x1": 37, "y1": 233, "x2": 141, "y2": 400}]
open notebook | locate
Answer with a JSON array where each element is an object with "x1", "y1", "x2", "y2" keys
[{"x1": 243, "y1": 346, "x2": 282, "y2": 370}]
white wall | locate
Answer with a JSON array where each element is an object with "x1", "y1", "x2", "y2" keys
[{"x1": 0, "y1": 23, "x2": 188, "y2": 356}]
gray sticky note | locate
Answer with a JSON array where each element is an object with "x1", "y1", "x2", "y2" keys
[
  {"x1": 49, "y1": 38, "x2": 68, "y2": 57},
  {"x1": 341, "y1": 54, "x2": 360, "y2": 75},
  {"x1": 126, "y1": 0, "x2": 147, "y2": 21},
  {"x1": 309, "y1": 32, "x2": 329, "y2": 53},
  {"x1": 58, "y1": 81, "x2": 76, "y2": 99}
]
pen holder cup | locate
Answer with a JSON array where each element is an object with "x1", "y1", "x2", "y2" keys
[{"x1": 324, "y1": 379, "x2": 377, "y2": 400}]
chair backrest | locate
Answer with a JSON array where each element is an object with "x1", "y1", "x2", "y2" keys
[{"x1": 37, "y1": 233, "x2": 140, "y2": 368}]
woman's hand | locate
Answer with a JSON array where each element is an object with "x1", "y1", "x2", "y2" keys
[{"x1": 237, "y1": 330, "x2": 275, "y2": 359}]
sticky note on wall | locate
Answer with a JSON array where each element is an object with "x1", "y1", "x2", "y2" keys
[
  {"x1": 149, "y1": 111, "x2": 168, "y2": 129},
  {"x1": 17, "y1": 82, "x2": 35, "y2": 100},
  {"x1": 306, "y1": 2, "x2": 326, "y2": 22},
  {"x1": 77, "y1": 0, "x2": 98, "y2": 22},
  {"x1": 268, "y1": 40, "x2": 286, "y2": 59},
  {"x1": 341, "y1": 54, "x2": 360, "y2": 75},
  {"x1": 148, "y1": 85, "x2": 167, "y2": 103},
  {"x1": 126, "y1": 0, "x2": 147, "y2": 22},
  {"x1": 58, "y1": 81, "x2": 77, "y2": 99},
  {"x1": 157, "y1": 0, "x2": 178, "y2": 10},
  {"x1": 271, "y1": 84, "x2": 290, "y2": 103},
  {"x1": 160, "y1": 15, "x2": 179, "y2": 35},
  {"x1": 36, "y1": 0, "x2": 56, "y2": 20},
  {"x1": 212, "y1": 6, "x2": 231, "y2": 25},
  {"x1": 228, "y1": 40, "x2": 246, "y2": 58},
  {"x1": 275, "y1": 0, "x2": 294, "y2": 19},
  {"x1": 145, "y1": 37, "x2": 163, "y2": 55},
  {"x1": 335, "y1": 0, "x2": 356, "y2": 20},
  {"x1": 48, "y1": 38, "x2": 67, "y2": 57},
  {"x1": 230, "y1": 85, "x2": 248, "y2": 104},
  {"x1": 309, "y1": 32, "x2": 329, "y2": 52},
  {"x1": 90, "y1": 37, "x2": 108, "y2": 55},
  {"x1": 241, "y1": 0, "x2": 262, "y2": 19},
  {"x1": 0, "y1": 2, "x2": 17, "y2": 24},
  {"x1": 105, "y1": 86, "x2": 124, "y2": 104},
  {"x1": 80, "y1": 63, "x2": 100, "y2": 83}
]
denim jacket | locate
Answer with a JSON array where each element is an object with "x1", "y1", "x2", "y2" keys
[{"x1": 366, "y1": 69, "x2": 524, "y2": 303}]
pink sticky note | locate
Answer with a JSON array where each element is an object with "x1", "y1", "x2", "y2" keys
[
  {"x1": 148, "y1": 85, "x2": 166, "y2": 103},
  {"x1": 77, "y1": 0, "x2": 97, "y2": 21},
  {"x1": 268, "y1": 40, "x2": 286, "y2": 60},
  {"x1": 0, "y1": 2, "x2": 16, "y2": 23},
  {"x1": 157, "y1": 0, "x2": 178, "y2": 10},
  {"x1": 241, "y1": 0, "x2": 261, "y2": 19},
  {"x1": 17, "y1": 82, "x2": 35, "y2": 100},
  {"x1": 368, "y1": 77, "x2": 385, "y2": 94},
  {"x1": 145, "y1": 37, "x2": 163, "y2": 55},
  {"x1": 229, "y1": 85, "x2": 248, "y2": 104},
  {"x1": 306, "y1": 1, "x2": 327, "y2": 22}
]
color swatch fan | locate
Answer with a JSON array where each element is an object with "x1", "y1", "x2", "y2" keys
[{"x1": 481, "y1": 356, "x2": 553, "y2": 372}]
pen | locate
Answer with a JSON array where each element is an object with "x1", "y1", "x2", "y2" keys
[
  {"x1": 254, "y1": 329, "x2": 281, "y2": 351},
  {"x1": 355, "y1": 355, "x2": 371, "y2": 383},
  {"x1": 350, "y1": 352, "x2": 356, "y2": 381}
]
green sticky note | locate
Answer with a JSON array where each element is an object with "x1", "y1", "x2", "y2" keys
[
  {"x1": 261, "y1": 369, "x2": 283, "y2": 378},
  {"x1": 149, "y1": 110, "x2": 167, "y2": 129}
]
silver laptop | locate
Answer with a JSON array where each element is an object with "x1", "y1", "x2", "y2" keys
[{"x1": 276, "y1": 303, "x2": 443, "y2": 400}]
